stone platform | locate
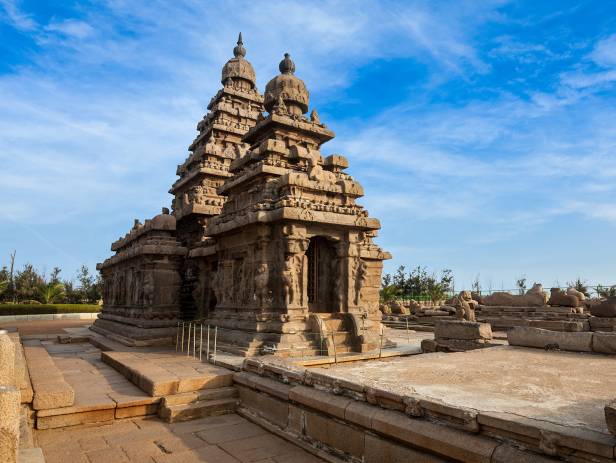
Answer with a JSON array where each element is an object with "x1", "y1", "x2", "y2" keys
[{"x1": 234, "y1": 348, "x2": 616, "y2": 462}]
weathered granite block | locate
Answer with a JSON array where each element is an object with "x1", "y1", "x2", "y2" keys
[
  {"x1": 605, "y1": 400, "x2": 616, "y2": 436},
  {"x1": 592, "y1": 332, "x2": 616, "y2": 354},
  {"x1": 434, "y1": 320, "x2": 492, "y2": 341},
  {"x1": 0, "y1": 385, "x2": 20, "y2": 463},
  {"x1": 507, "y1": 327, "x2": 593, "y2": 352},
  {"x1": 0, "y1": 333, "x2": 16, "y2": 386},
  {"x1": 590, "y1": 316, "x2": 616, "y2": 332}
]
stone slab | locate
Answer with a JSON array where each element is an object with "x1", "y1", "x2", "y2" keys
[
  {"x1": 590, "y1": 317, "x2": 616, "y2": 332},
  {"x1": 507, "y1": 326, "x2": 593, "y2": 352},
  {"x1": 23, "y1": 342, "x2": 74, "y2": 410},
  {"x1": 17, "y1": 448, "x2": 45, "y2": 463},
  {"x1": 434, "y1": 320, "x2": 492, "y2": 340},
  {"x1": 101, "y1": 351, "x2": 232, "y2": 397},
  {"x1": 36, "y1": 408, "x2": 115, "y2": 430},
  {"x1": 593, "y1": 332, "x2": 616, "y2": 354}
]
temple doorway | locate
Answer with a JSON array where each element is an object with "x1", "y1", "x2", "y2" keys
[{"x1": 306, "y1": 236, "x2": 336, "y2": 312}]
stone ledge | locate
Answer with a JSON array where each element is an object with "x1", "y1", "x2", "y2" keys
[
  {"x1": 237, "y1": 356, "x2": 616, "y2": 462},
  {"x1": 22, "y1": 342, "x2": 74, "y2": 410}
]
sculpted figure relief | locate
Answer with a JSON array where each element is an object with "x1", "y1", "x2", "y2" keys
[
  {"x1": 254, "y1": 263, "x2": 269, "y2": 307},
  {"x1": 353, "y1": 258, "x2": 368, "y2": 306},
  {"x1": 143, "y1": 272, "x2": 154, "y2": 307},
  {"x1": 281, "y1": 256, "x2": 299, "y2": 306}
]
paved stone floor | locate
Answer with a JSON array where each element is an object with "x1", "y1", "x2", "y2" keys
[
  {"x1": 315, "y1": 345, "x2": 616, "y2": 434},
  {"x1": 0, "y1": 319, "x2": 92, "y2": 335},
  {"x1": 36, "y1": 414, "x2": 325, "y2": 463}
]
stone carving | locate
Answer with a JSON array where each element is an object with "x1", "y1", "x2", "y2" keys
[
  {"x1": 353, "y1": 258, "x2": 368, "y2": 306},
  {"x1": 566, "y1": 287, "x2": 586, "y2": 301},
  {"x1": 452, "y1": 295, "x2": 476, "y2": 322},
  {"x1": 254, "y1": 263, "x2": 269, "y2": 307},
  {"x1": 482, "y1": 283, "x2": 548, "y2": 307},
  {"x1": 281, "y1": 256, "x2": 300, "y2": 306},
  {"x1": 548, "y1": 288, "x2": 582, "y2": 308}
]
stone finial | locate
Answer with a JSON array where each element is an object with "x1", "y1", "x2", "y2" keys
[
  {"x1": 279, "y1": 53, "x2": 295, "y2": 75},
  {"x1": 233, "y1": 32, "x2": 246, "y2": 58},
  {"x1": 162, "y1": 207, "x2": 170, "y2": 215}
]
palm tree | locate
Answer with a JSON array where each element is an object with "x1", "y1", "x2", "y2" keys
[{"x1": 37, "y1": 282, "x2": 65, "y2": 304}]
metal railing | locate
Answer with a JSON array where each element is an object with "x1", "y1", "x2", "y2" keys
[
  {"x1": 174, "y1": 320, "x2": 390, "y2": 363},
  {"x1": 176, "y1": 320, "x2": 218, "y2": 363}
]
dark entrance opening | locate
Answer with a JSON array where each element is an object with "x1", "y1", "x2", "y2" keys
[{"x1": 306, "y1": 236, "x2": 336, "y2": 312}]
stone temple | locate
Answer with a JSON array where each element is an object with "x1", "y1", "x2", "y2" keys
[{"x1": 93, "y1": 34, "x2": 391, "y2": 356}]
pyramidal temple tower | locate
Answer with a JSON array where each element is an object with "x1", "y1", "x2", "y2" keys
[
  {"x1": 94, "y1": 38, "x2": 391, "y2": 355},
  {"x1": 189, "y1": 53, "x2": 391, "y2": 356}
]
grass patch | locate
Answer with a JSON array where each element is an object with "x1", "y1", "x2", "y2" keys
[{"x1": 0, "y1": 304, "x2": 101, "y2": 315}]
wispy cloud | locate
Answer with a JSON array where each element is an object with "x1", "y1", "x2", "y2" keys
[
  {"x1": 0, "y1": 0, "x2": 615, "y2": 287},
  {"x1": 0, "y1": 0, "x2": 36, "y2": 31}
]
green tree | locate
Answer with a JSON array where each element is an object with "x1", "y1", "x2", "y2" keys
[
  {"x1": 14, "y1": 264, "x2": 44, "y2": 302},
  {"x1": 37, "y1": 281, "x2": 65, "y2": 304},
  {"x1": 596, "y1": 284, "x2": 616, "y2": 298},
  {"x1": 380, "y1": 284, "x2": 400, "y2": 303}
]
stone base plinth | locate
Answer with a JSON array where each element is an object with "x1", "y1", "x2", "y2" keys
[{"x1": 91, "y1": 317, "x2": 177, "y2": 347}]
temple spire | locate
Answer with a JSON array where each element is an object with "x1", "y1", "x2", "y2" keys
[
  {"x1": 279, "y1": 53, "x2": 295, "y2": 75},
  {"x1": 233, "y1": 32, "x2": 246, "y2": 58}
]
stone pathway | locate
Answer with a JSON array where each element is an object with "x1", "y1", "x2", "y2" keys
[{"x1": 36, "y1": 414, "x2": 325, "y2": 463}]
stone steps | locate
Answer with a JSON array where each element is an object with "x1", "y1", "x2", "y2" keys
[
  {"x1": 161, "y1": 386, "x2": 237, "y2": 406},
  {"x1": 158, "y1": 397, "x2": 238, "y2": 423}
]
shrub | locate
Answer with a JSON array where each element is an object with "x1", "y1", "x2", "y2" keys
[{"x1": 0, "y1": 304, "x2": 100, "y2": 315}]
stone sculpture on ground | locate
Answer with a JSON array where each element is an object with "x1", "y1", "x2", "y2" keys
[
  {"x1": 590, "y1": 296, "x2": 616, "y2": 318},
  {"x1": 94, "y1": 36, "x2": 390, "y2": 355},
  {"x1": 481, "y1": 283, "x2": 548, "y2": 307},
  {"x1": 548, "y1": 288, "x2": 583, "y2": 308}
]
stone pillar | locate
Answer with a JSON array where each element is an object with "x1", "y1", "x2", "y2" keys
[
  {"x1": 0, "y1": 331, "x2": 15, "y2": 386},
  {"x1": 0, "y1": 385, "x2": 20, "y2": 463}
]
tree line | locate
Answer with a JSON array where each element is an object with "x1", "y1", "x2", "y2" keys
[
  {"x1": 0, "y1": 252, "x2": 102, "y2": 304},
  {"x1": 381, "y1": 265, "x2": 454, "y2": 302}
]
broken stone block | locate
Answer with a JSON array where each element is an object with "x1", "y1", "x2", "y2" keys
[
  {"x1": 434, "y1": 320, "x2": 492, "y2": 341},
  {"x1": 507, "y1": 327, "x2": 593, "y2": 352}
]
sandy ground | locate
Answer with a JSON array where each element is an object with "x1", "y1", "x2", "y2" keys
[
  {"x1": 0, "y1": 319, "x2": 92, "y2": 335},
  {"x1": 314, "y1": 345, "x2": 616, "y2": 434}
]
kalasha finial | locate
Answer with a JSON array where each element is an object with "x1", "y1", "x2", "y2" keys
[
  {"x1": 279, "y1": 53, "x2": 295, "y2": 75},
  {"x1": 233, "y1": 32, "x2": 246, "y2": 58}
]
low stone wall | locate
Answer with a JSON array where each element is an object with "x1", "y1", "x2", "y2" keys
[
  {"x1": 0, "y1": 312, "x2": 98, "y2": 322},
  {"x1": 508, "y1": 326, "x2": 616, "y2": 354},
  {"x1": 232, "y1": 357, "x2": 615, "y2": 462}
]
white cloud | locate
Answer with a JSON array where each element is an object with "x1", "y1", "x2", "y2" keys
[
  {"x1": 44, "y1": 19, "x2": 94, "y2": 39},
  {"x1": 590, "y1": 33, "x2": 616, "y2": 68},
  {"x1": 0, "y1": 0, "x2": 36, "y2": 31}
]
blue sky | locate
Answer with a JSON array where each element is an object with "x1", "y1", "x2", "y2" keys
[{"x1": 1, "y1": 0, "x2": 615, "y2": 290}]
